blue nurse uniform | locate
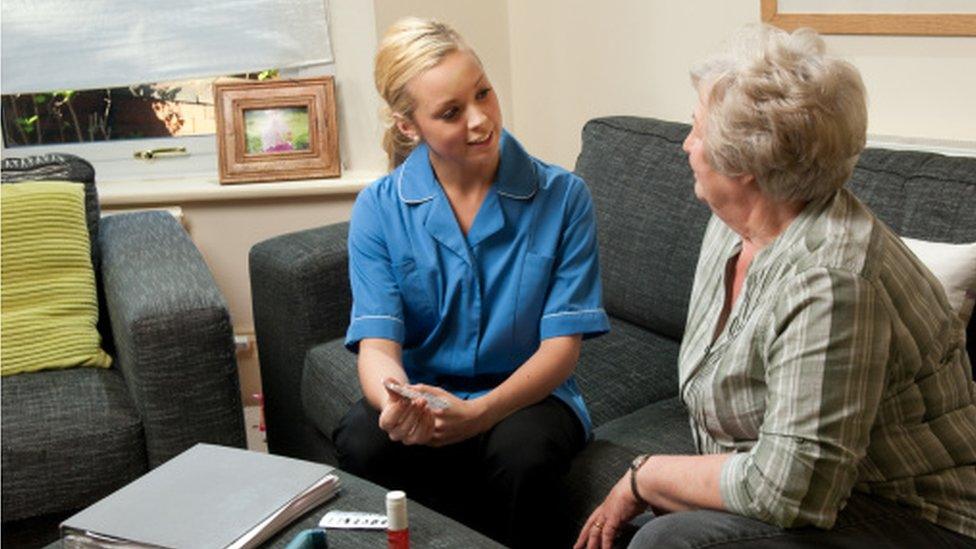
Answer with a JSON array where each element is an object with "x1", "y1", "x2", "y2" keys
[{"x1": 345, "y1": 129, "x2": 609, "y2": 435}]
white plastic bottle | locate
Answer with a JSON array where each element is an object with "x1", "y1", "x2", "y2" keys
[{"x1": 386, "y1": 490, "x2": 410, "y2": 549}]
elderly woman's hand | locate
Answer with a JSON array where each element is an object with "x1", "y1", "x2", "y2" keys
[{"x1": 574, "y1": 471, "x2": 645, "y2": 549}]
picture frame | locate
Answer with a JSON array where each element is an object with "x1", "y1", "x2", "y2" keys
[
  {"x1": 761, "y1": 0, "x2": 976, "y2": 36},
  {"x1": 214, "y1": 76, "x2": 340, "y2": 184}
]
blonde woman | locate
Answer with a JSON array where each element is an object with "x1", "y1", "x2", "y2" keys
[
  {"x1": 577, "y1": 25, "x2": 976, "y2": 549},
  {"x1": 333, "y1": 18, "x2": 609, "y2": 547}
]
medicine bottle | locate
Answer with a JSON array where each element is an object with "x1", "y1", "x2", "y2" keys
[{"x1": 386, "y1": 490, "x2": 409, "y2": 549}]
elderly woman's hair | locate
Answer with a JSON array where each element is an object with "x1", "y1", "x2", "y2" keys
[
  {"x1": 690, "y1": 25, "x2": 867, "y2": 202},
  {"x1": 374, "y1": 17, "x2": 475, "y2": 168}
]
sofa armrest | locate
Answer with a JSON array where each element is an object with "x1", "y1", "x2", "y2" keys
[
  {"x1": 301, "y1": 339, "x2": 363, "y2": 461},
  {"x1": 100, "y1": 211, "x2": 246, "y2": 467},
  {"x1": 249, "y1": 222, "x2": 351, "y2": 460}
]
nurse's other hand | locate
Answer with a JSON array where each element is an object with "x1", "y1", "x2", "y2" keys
[{"x1": 411, "y1": 385, "x2": 488, "y2": 446}]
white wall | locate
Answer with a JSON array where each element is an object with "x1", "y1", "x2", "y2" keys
[
  {"x1": 329, "y1": 0, "x2": 387, "y2": 173},
  {"x1": 506, "y1": 0, "x2": 976, "y2": 169}
]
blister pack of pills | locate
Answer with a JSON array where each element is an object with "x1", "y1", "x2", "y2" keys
[
  {"x1": 318, "y1": 510, "x2": 389, "y2": 530},
  {"x1": 383, "y1": 380, "x2": 450, "y2": 410}
]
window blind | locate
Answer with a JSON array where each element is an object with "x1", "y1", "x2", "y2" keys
[{"x1": 1, "y1": 0, "x2": 334, "y2": 95}]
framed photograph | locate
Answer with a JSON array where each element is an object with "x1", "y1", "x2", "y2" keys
[{"x1": 214, "y1": 76, "x2": 340, "y2": 184}]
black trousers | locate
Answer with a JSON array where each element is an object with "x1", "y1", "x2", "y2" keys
[{"x1": 334, "y1": 396, "x2": 586, "y2": 548}]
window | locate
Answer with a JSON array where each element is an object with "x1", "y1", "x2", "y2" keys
[
  {"x1": 1, "y1": 1, "x2": 333, "y2": 181},
  {"x1": 2, "y1": 74, "x2": 277, "y2": 149}
]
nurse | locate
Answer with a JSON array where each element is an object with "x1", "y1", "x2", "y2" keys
[{"x1": 332, "y1": 17, "x2": 609, "y2": 548}]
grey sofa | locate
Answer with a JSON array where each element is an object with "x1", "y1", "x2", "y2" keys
[
  {"x1": 1, "y1": 154, "x2": 247, "y2": 547},
  {"x1": 250, "y1": 117, "x2": 976, "y2": 546}
]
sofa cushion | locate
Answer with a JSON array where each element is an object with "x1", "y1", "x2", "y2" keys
[
  {"x1": 0, "y1": 182, "x2": 112, "y2": 376},
  {"x1": 575, "y1": 117, "x2": 711, "y2": 342},
  {"x1": 576, "y1": 316, "x2": 681, "y2": 428},
  {"x1": 1, "y1": 367, "x2": 146, "y2": 522},
  {"x1": 593, "y1": 396, "x2": 695, "y2": 455}
]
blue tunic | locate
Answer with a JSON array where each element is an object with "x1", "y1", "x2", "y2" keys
[{"x1": 345, "y1": 130, "x2": 609, "y2": 434}]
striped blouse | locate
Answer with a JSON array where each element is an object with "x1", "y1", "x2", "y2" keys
[{"x1": 678, "y1": 188, "x2": 976, "y2": 537}]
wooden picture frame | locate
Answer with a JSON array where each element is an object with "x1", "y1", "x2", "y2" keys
[
  {"x1": 214, "y1": 76, "x2": 340, "y2": 184},
  {"x1": 761, "y1": 0, "x2": 976, "y2": 36}
]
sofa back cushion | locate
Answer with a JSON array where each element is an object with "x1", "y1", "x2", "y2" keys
[
  {"x1": 576, "y1": 117, "x2": 976, "y2": 365},
  {"x1": 575, "y1": 117, "x2": 708, "y2": 342}
]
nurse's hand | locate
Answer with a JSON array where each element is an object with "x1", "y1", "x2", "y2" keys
[
  {"x1": 411, "y1": 384, "x2": 490, "y2": 446},
  {"x1": 379, "y1": 380, "x2": 435, "y2": 445}
]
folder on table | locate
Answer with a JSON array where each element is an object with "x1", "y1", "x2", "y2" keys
[{"x1": 61, "y1": 443, "x2": 340, "y2": 548}]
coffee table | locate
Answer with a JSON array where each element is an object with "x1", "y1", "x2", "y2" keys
[{"x1": 44, "y1": 470, "x2": 501, "y2": 549}]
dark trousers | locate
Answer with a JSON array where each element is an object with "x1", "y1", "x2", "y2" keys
[
  {"x1": 627, "y1": 493, "x2": 976, "y2": 548},
  {"x1": 334, "y1": 396, "x2": 585, "y2": 548}
]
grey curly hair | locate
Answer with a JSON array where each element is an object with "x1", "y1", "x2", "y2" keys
[{"x1": 690, "y1": 25, "x2": 868, "y2": 202}]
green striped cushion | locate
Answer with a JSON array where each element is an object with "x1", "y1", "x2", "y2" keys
[{"x1": 1, "y1": 181, "x2": 111, "y2": 376}]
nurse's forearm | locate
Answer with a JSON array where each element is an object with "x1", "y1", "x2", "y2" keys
[
  {"x1": 357, "y1": 338, "x2": 408, "y2": 410},
  {"x1": 479, "y1": 335, "x2": 581, "y2": 426}
]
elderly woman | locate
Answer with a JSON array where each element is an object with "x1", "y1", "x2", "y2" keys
[{"x1": 576, "y1": 25, "x2": 976, "y2": 549}]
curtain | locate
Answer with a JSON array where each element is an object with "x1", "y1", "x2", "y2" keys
[{"x1": 1, "y1": 0, "x2": 334, "y2": 94}]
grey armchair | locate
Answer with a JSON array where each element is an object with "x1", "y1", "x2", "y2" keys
[{"x1": 1, "y1": 154, "x2": 246, "y2": 547}]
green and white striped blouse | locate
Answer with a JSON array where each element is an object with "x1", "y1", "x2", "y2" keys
[{"x1": 679, "y1": 188, "x2": 976, "y2": 538}]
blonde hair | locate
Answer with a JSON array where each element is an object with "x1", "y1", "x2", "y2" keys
[
  {"x1": 374, "y1": 17, "x2": 474, "y2": 168},
  {"x1": 690, "y1": 25, "x2": 868, "y2": 202}
]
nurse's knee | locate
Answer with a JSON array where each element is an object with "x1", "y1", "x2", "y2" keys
[
  {"x1": 485, "y1": 401, "x2": 580, "y2": 481},
  {"x1": 484, "y1": 425, "x2": 566, "y2": 482}
]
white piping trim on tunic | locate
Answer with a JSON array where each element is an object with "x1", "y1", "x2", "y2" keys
[
  {"x1": 497, "y1": 185, "x2": 537, "y2": 200},
  {"x1": 352, "y1": 315, "x2": 405, "y2": 325},
  {"x1": 397, "y1": 164, "x2": 435, "y2": 204},
  {"x1": 542, "y1": 308, "x2": 606, "y2": 320}
]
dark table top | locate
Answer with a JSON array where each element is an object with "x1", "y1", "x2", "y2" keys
[{"x1": 260, "y1": 470, "x2": 503, "y2": 548}]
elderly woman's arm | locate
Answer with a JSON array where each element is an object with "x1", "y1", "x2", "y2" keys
[{"x1": 719, "y1": 267, "x2": 891, "y2": 528}]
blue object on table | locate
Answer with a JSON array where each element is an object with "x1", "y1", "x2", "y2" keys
[{"x1": 284, "y1": 528, "x2": 328, "y2": 549}]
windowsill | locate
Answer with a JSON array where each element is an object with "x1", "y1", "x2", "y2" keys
[{"x1": 98, "y1": 170, "x2": 380, "y2": 207}]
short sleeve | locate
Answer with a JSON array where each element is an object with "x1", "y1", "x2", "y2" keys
[
  {"x1": 344, "y1": 189, "x2": 406, "y2": 352},
  {"x1": 539, "y1": 179, "x2": 610, "y2": 340}
]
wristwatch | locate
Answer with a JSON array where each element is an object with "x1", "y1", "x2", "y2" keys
[{"x1": 629, "y1": 454, "x2": 651, "y2": 506}]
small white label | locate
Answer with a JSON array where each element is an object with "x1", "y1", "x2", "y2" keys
[{"x1": 318, "y1": 510, "x2": 389, "y2": 530}]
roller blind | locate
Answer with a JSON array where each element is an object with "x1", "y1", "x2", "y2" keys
[{"x1": 1, "y1": 0, "x2": 334, "y2": 95}]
